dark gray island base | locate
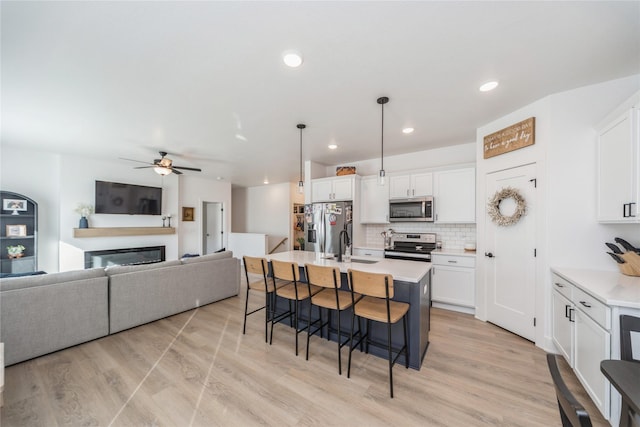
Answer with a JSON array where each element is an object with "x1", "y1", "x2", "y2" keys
[{"x1": 266, "y1": 251, "x2": 431, "y2": 370}]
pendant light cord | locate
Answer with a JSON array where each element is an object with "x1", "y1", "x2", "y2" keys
[
  {"x1": 297, "y1": 124, "x2": 306, "y2": 183},
  {"x1": 381, "y1": 101, "x2": 384, "y2": 171}
]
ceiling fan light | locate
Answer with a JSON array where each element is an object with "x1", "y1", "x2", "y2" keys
[{"x1": 154, "y1": 166, "x2": 171, "y2": 176}]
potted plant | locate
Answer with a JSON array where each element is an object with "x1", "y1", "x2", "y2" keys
[
  {"x1": 7, "y1": 244, "x2": 25, "y2": 259},
  {"x1": 296, "y1": 237, "x2": 305, "y2": 251},
  {"x1": 75, "y1": 203, "x2": 94, "y2": 229}
]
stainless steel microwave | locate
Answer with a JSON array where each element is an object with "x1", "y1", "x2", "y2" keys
[{"x1": 389, "y1": 197, "x2": 434, "y2": 222}]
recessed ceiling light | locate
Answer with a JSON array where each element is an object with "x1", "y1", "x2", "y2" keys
[
  {"x1": 328, "y1": 144, "x2": 338, "y2": 150},
  {"x1": 479, "y1": 81, "x2": 499, "y2": 92},
  {"x1": 402, "y1": 127, "x2": 414, "y2": 134},
  {"x1": 216, "y1": 176, "x2": 224, "y2": 181},
  {"x1": 263, "y1": 179, "x2": 269, "y2": 185},
  {"x1": 282, "y1": 50, "x2": 303, "y2": 68}
]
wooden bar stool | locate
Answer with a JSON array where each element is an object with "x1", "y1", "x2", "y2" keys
[
  {"x1": 347, "y1": 269, "x2": 409, "y2": 398},
  {"x1": 242, "y1": 256, "x2": 280, "y2": 342},
  {"x1": 270, "y1": 260, "x2": 323, "y2": 356},
  {"x1": 305, "y1": 263, "x2": 361, "y2": 374}
]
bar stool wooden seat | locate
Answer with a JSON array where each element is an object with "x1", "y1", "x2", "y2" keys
[
  {"x1": 270, "y1": 260, "x2": 323, "y2": 356},
  {"x1": 305, "y1": 263, "x2": 361, "y2": 374},
  {"x1": 347, "y1": 269, "x2": 409, "y2": 398},
  {"x1": 242, "y1": 256, "x2": 283, "y2": 342}
]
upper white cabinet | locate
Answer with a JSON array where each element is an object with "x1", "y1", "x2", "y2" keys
[
  {"x1": 389, "y1": 172, "x2": 432, "y2": 199},
  {"x1": 597, "y1": 97, "x2": 639, "y2": 223},
  {"x1": 311, "y1": 176, "x2": 356, "y2": 202},
  {"x1": 360, "y1": 176, "x2": 389, "y2": 224},
  {"x1": 433, "y1": 167, "x2": 476, "y2": 223}
]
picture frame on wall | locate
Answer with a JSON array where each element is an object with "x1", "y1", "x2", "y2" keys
[
  {"x1": 6, "y1": 224, "x2": 27, "y2": 237},
  {"x1": 3, "y1": 198, "x2": 27, "y2": 213},
  {"x1": 182, "y1": 207, "x2": 195, "y2": 221}
]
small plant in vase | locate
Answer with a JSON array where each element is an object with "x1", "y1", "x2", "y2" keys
[
  {"x1": 7, "y1": 244, "x2": 25, "y2": 259},
  {"x1": 296, "y1": 237, "x2": 305, "y2": 251},
  {"x1": 75, "y1": 203, "x2": 94, "y2": 229}
]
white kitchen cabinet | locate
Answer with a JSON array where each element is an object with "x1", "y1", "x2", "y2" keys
[
  {"x1": 311, "y1": 176, "x2": 356, "y2": 202},
  {"x1": 389, "y1": 172, "x2": 432, "y2": 199},
  {"x1": 550, "y1": 271, "x2": 615, "y2": 421},
  {"x1": 574, "y1": 307, "x2": 611, "y2": 416},
  {"x1": 433, "y1": 167, "x2": 475, "y2": 223},
  {"x1": 431, "y1": 253, "x2": 475, "y2": 314},
  {"x1": 360, "y1": 176, "x2": 389, "y2": 223},
  {"x1": 552, "y1": 283, "x2": 574, "y2": 364},
  {"x1": 597, "y1": 96, "x2": 639, "y2": 223}
]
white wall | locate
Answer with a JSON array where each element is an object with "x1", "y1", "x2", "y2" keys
[
  {"x1": 0, "y1": 146, "x2": 229, "y2": 272},
  {"x1": 329, "y1": 143, "x2": 476, "y2": 177},
  {"x1": 179, "y1": 175, "x2": 232, "y2": 257},
  {"x1": 0, "y1": 146, "x2": 60, "y2": 273},
  {"x1": 475, "y1": 73, "x2": 640, "y2": 351},
  {"x1": 235, "y1": 182, "x2": 293, "y2": 252},
  {"x1": 547, "y1": 78, "x2": 640, "y2": 271}
]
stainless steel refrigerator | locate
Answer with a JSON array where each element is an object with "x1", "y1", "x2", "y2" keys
[{"x1": 304, "y1": 201, "x2": 352, "y2": 257}]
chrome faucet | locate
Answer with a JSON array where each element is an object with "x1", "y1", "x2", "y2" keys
[{"x1": 338, "y1": 229, "x2": 351, "y2": 262}]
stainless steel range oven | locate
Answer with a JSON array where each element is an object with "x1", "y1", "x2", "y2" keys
[{"x1": 384, "y1": 233, "x2": 436, "y2": 262}]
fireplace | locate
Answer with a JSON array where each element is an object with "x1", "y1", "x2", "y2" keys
[{"x1": 84, "y1": 246, "x2": 166, "y2": 269}]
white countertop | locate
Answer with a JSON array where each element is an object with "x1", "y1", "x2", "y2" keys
[
  {"x1": 267, "y1": 251, "x2": 431, "y2": 283},
  {"x1": 431, "y1": 249, "x2": 477, "y2": 257},
  {"x1": 552, "y1": 268, "x2": 640, "y2": 309}
]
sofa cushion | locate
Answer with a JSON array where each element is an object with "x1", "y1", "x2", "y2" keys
[
  {"x1": 0, "y1": 267, "x2": 106, "y2": 292},
  {"x1": 181, "y1": 250, "x2": 233, "y2": 264},
  {"x1": 105, "y1": 260, "x2": 182, "y2": 276}
]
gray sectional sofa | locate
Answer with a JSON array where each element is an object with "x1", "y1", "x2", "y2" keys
[{"x1": 0, "y1": 251, "x2": 240, "y2": 366}]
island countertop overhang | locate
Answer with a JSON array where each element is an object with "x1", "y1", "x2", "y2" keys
[{"x1": 266, "y1": 251, "x2": 431, "y2": 283}]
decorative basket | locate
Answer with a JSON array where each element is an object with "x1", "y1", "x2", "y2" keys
[
  {"x1": 336, "y1": 166, "x2": 356, "y2": 176},
  {"x1": 618, "y1": 252, "x2": 640, "y2": 277}
]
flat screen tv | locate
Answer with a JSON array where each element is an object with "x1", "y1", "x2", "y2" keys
[{"x1": 95, "y1": 181, "x2": 162, "y2": 215}]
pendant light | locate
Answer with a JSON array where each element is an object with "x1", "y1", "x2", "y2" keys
[
  {"x1": 297, "y1": 123, "x2": 306, "y2": 194},
  {"x1": 377, "y1": 96, "x2": 389, "y2": 186}
]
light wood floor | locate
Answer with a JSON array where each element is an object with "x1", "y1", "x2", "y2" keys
[{"x1": 1, "y1": 280, "x2": 608, "y2": 426}]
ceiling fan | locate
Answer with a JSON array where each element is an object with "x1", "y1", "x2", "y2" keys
[{"x1": 123, "y1": 151, "x2": 202, "y2": 175}]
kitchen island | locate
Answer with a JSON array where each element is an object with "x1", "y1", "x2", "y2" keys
[{"x1": 266, "y1": 251, "x2": 431, "y2": 370}]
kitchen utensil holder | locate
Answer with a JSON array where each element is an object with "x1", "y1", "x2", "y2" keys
[{"x1": 618, "y1": 252, "x2": 640, "y2": 276}]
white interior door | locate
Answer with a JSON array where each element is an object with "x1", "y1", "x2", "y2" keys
[
  {"x1": 203, "y1": 202, "x2": 223, "y2": 254},
  {"x1": 485, "y1": 164, "x2": 537, "y2": 341}
]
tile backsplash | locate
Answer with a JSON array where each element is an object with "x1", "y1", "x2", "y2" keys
[{"x1": 363, "y1": 223, "x2": 476, "y2": 250}]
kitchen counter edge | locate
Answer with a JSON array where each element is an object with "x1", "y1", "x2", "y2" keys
[{"x1": 551, "y1": 267, "x2": 640, "y2": 309}]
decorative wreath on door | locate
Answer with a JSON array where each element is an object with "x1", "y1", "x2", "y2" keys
[{"x1": 487, "y1": 187, "x2": 527, "y2": 226}]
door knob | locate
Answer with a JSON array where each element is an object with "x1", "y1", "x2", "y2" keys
[{"x1": 484, "y1": 252, "x2": 495, "y2": 258}]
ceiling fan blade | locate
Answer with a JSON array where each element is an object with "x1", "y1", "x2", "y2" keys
[
  {"x1": 171, "y1": 168, "x2": 183, "y2": 175},
  {"x1": 120, "y1": 157, "x2": 152, "y2": 165},
  {"x1": 172, "y1": 165, "x2": 202, "y2": 171}
]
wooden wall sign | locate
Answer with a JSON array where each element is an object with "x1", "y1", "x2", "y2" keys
[{"x1": 483, "y1": 117, "x2": 535, "y2": 159}]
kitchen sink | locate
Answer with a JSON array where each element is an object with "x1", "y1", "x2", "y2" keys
[{"x1": 350, "y1": 259, "x2": 378, "y2": 264}]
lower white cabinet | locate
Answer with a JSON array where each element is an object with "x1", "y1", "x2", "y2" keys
[
  {"x1": 551, "y1": 288, "x2": 573, "y2": 364},
  {"x1": 574, "y1": 308, "x2": 611, "y2": 416},
  {"x1": 431, "y1": 253, "x2": 475, "y2": 314},
  {"x1": 551, "y1": 272, "x2": 612, "y2": 420}
]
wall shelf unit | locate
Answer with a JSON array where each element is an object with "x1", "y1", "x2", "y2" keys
[
  {"x1": 73, "y1": 227, "x2": 175, "y2": 238},
  {"x1": 0, "y1": 191, "x2": 38, "y2": 274}
]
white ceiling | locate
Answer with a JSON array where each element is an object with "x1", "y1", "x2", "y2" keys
[{"x1": 2, "y1": 1, "x2": 639, "y2": 187}]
